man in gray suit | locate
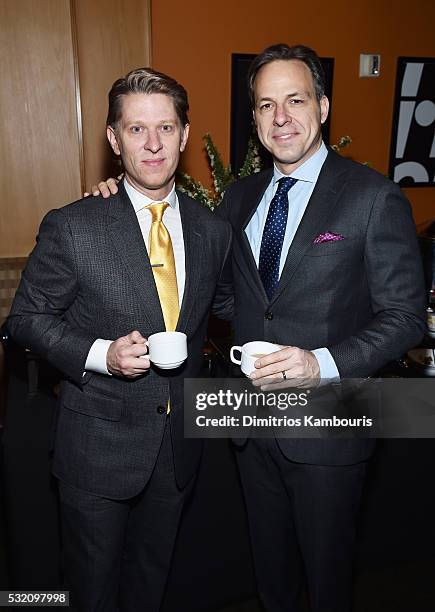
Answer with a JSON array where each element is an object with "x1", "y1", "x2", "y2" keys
[
  {"x1": 215, "y1": 45, "x2": 426, "y2": 612},
  {"x1": 8, "y1": 68, "x2": 231, "y2": 611}
]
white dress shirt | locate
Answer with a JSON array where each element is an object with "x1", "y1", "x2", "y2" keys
[
  {"x1": 85, "y1": 179, "x2": 185, "y2": 375},
  {"x1": 245, "y1": 142, "x2": 340, "y2": 381}
]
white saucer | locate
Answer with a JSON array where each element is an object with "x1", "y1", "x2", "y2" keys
[{"x1": 152, "y1": 360, "x2": 185, "y2": 369}]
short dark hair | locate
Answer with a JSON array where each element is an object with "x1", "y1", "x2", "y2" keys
[
  {"x1": 107, "y1": 67, "x2": 189, "y2": 127},
  {"x1": 248, "y1": 44, "x2": 326, "y2": 107}
]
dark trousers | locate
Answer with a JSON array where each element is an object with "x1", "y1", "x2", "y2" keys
[
  {"x1": 58, "y1": 419, "x2": 193, "y2": 612},
  {"x1": 235, "y1": 438, "x2": 366, "y2": 612}
]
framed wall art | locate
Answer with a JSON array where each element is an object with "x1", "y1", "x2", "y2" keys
[{"x1": 389, "y1": 57, "x2": 435, "y2": 187}]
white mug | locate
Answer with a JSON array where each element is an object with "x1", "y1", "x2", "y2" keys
[
  {"x1": 230, "y1": 341, "x2": 281, "y2": 376},
  {"x1": 147, "y1": 331, "x2": 187, "y2": 369}
]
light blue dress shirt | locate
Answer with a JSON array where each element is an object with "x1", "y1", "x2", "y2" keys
[{"x1": 245, "y1": 142, "x2": 340, "y2": 381}]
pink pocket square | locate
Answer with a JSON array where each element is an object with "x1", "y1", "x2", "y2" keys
[{"x1": 313, "y1": 232, "x2": 345, "y2": 245}]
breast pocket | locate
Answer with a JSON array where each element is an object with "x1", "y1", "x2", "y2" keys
[{"x1": 305, "y1": 237, "x2": 357, "y2": 257}]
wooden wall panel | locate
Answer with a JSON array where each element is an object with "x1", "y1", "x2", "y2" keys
[
  {"x1": 73, "y1": 0, "x2": 152, "y2": 189},
  {"x1": 0, "y1": 0, "x2": 82, "y2": 257},
  {"x1": 0, "y1": 258, "x2": 27, "y2": 325}
]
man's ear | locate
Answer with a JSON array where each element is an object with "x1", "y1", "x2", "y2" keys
[
  {"x1": 107, "y1": 126, "x2": 121, "y2": 155},
  {"x1": 179, "y1": 123, "x2": 190, "y2": 152},
  {"x1": 320, "y1": 96, "x2": 329, "y2": 125}
]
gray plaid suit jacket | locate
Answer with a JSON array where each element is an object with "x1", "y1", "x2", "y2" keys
[{"x1": 8, "y1": 184, "x2": 232, "y2": 498}]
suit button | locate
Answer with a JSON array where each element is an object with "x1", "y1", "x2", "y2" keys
[
  {"x1": 264, "y1": 311, "x2": 273, "y2": 320},
  {"x1": 157, "y1": 406, "x2": 166, "y2": 414}
]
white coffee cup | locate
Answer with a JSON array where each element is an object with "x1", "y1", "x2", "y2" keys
[
  {"x1": 147, "y1": 331, "x2": 187, "y2": 369},
  {"x1": 230, "y1": 341, "x2": 281, "y2": 376}
]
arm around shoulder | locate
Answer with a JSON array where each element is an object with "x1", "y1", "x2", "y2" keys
[{"x1": 212, "y1": 219, "x2": 234, "y2": 321}]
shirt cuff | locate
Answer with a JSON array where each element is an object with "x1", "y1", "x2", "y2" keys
[
  {"x1": 84, "y1": 339, "x2": 113, "y2": 375},
  {"x1": 312, "y1": 347, "x2": 340, "y2": 383}
]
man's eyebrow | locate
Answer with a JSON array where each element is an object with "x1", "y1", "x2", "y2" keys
[
  {"x1": 124, "y1": 118, "x2": 176, "y2": 125},
  {"x1": 288, "y1": 90, "x2": 311, "y2": 97},
  {"x1": 122, "y1": 118, "x2": 145, "y2": 125},
  {"x1": 257, "y1": 90, "x2": 311, "y2": 103}
]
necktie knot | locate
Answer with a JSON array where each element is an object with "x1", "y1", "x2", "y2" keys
[
  {"x1": 147, "y1": 201, "x2": 169, "y2": 223},
  {"x1": 278, "y1": 176, "x2": 298, "y2": 194}
]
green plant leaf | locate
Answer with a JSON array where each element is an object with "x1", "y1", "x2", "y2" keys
[
  {"x1": 203, "y1": 133, "x2": 235, "y2": 195},
  {"x1": 239, "y1": 135, "x2": 262, "y2": 178}
]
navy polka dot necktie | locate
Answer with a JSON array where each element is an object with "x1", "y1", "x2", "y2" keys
[{"x1": 258, "y1": 176, "x2": 297, "y2": 300}]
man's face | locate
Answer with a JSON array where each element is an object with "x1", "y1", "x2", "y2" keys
[
  {"x1": 253, "y1": 59, "x2": 329, "y2": 174},
  {"x1": 107, "y1": 92, "x2": 189, "y2": 199}
]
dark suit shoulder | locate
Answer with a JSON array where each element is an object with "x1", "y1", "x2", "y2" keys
[
  {"x1": 177, "y1": 190, "x2": 231, "y2": 235},
  {"x1": 222, "y1": 168, "x2": 272, "y2": 198},
  {"x1": 34, "y1": 196, "x2": 113, "y2": 235},
  {"x1": 59, "y1": 194, "x2": 114, "y2": 218},
  {"x1": 325, "y1": 148, "x2": 393, "y2": 190},
  {"x1": 215, "y1": 169, "x2": 273, "y2": 224}
]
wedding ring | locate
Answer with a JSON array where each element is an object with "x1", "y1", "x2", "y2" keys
[{"x1": 282, "y1": 371, "x2": 287, "y2": 380}]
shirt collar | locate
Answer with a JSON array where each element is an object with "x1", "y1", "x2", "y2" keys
[
  {"x1": 273, "y1": 141, "x2": 328, "y2": 185},
  {"x1": 123, "y1": 178, "x2": 177, "y2": 214}
]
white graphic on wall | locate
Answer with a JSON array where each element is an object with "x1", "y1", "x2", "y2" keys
[{"x1": 390, "y1": 58, "x2": 435, "y2": 187}]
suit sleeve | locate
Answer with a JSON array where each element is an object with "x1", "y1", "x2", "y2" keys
[
  {"x1": 7, "y1": 209, "x2": 98, "y2": 385},
  {"x1": 328, "y1": 182, "x2": 427, "y2": 377}
]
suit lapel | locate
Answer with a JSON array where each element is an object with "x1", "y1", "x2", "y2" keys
[
  {"x1": 236, "y1": 169, "x2": 273, "y2": 303},
  {"x1": 106, "y1": 184, "x2": 165, "y2": 331},
  {"x1": 270, "y1": 150, "x2": 349, "y2": 305},
  {"x1": 175, "y1": 191, "x2": 203, "y2": 333}
]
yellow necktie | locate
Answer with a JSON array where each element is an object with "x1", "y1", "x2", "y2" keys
[
  {"x1": 147, "y1": 202, "x2": 179, "y2": 331},
  {"x1": 147, "y1": 202, "x2": 179, "y2": 414}
]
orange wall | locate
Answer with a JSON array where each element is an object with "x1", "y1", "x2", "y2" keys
[{"x1": 151, "y1": 0, "x2": 435, "y2": 224}]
